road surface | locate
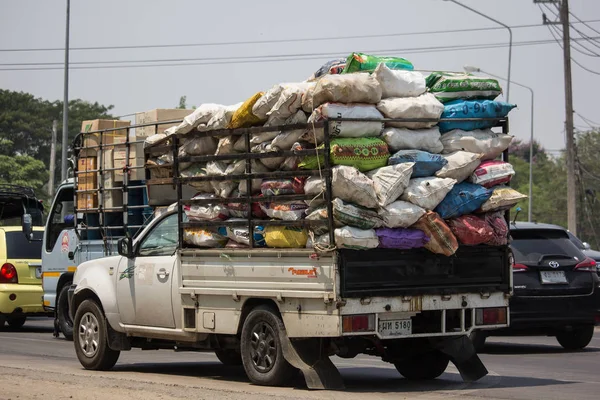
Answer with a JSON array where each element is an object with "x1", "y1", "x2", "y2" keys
[{"x1": 0, "y1": 318, "x2": 599, "y2": 400}]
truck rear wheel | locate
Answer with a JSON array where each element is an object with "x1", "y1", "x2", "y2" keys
[
  {"x1": 58, "y1": 284, "x2": 74, "y2": 341},
  {"x1": 394, "y1": 350, "x2": 449, "y2": 380},
  {"x1": 240, "y1": 305, "x2": 295, "y2": 386},
  {"x1": 73, "y1": 299, "x2": 120, "y2": 370},
  {"x1": 556, "y1": 325, "x2": 594, "y2": 350},
  {"x1": 215, "y1": 349, "x2": 243, "y2": 366}
]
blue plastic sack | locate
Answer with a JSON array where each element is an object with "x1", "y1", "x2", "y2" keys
[
  {"x1": 438, "y1": 100, "x2": 516, "y2": 133},
  {"x1": 388, "y1": 150, "x2": 447, "y2": 178},
  {"x1": 435, "y1": 182, "x2": 493, "y2": 219}
]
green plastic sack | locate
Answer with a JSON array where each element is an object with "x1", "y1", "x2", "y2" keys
[
  {"x1": 299, "y1": 137, "x2": 389, "y2": 172},
  {"x1": 426, "y1": 72, "x2": 502, "y2": 103},
  {"x1": 343, "y1": 52, "x2": 414, "y2": 74}
]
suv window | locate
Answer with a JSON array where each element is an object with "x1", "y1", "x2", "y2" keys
[
  {"x1": 511, "y1": 229, "x2": 585, "y2": 264},
  {"x1": 5, "y1": 231, "x2": 43, "y2": 259},
  {"x1": 567, "y1": 231, "x2": 585, "y2": 250}
]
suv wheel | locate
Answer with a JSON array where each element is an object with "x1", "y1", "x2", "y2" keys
[{"x1": 556, "y1": 325, "x2": 595, "y2": 350}]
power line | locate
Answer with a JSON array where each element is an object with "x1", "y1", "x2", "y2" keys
[
  {"x1": 570, "y1": 11, "x2": 600, "y2": 37},
  {"x1": 575, "y1": 112, "x2": 600, "y2": 128},
  {"x1": 4, "y1": 35, "x2": 600, "y2": 72},
  {"x1": 541, "y1": 4, "x2": 600, "y2": 57},
  {"x1": 3, "y1": 19, "x2": 600, "y2": 54},
  {"x1": 543, "y1": 19, "x2": 600, "y2": 76}
]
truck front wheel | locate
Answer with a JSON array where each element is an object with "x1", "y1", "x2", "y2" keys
[
  {"x1": 73, "y1": 299, "x2": 120, "y2": 370},
  {"x1": 57, "y1": 284, "x2": 74, "y2": 340},
  {"x1": 240, "y1": 305, "x2": 295, "y2": 386},
  {"x1": 394, "y1": 350, "x2": 449, "y2": 380}
]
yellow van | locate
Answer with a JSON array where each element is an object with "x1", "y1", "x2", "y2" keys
[{"x1": 0, "y1": 227, "x2": 45, "y2": 328}]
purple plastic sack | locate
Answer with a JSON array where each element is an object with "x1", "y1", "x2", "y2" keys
[{"x1": 376, "y1": 228, "x2": 430, "y2": 249}]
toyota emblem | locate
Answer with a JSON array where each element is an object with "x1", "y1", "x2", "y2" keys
[{"x1": 549, "y1": 261, "x2": 560, "y2": 269}]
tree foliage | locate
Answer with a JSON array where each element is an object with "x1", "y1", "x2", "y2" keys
[{"x1": 0, "y1": 89, "x2": 114, "y2": 198}]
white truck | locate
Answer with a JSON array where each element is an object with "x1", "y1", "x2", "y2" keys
[{"x1": 57, "y1": 117, "x2": 513, "y2": 389}]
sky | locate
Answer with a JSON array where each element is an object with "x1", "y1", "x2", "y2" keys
[{"x1": 1, "y1": 0, "x2": 600, "y2": 154}]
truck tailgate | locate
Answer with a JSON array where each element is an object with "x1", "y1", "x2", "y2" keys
[{"x1": 339, "y1": 246, "x2": 510, "y2": 298}]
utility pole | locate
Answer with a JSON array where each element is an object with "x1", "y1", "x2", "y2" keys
[
  {"x1": 560, "y1": 0, "x2": 577, "y2": 235},
  {"x1": 61, "y1": 0, "x2": 70, "y2": 181},
  {"x1": 537, "y1": 0, "x2": 577, "y2": 234},
  {"x1": 49, "y1": 120, "x2": 58, "y2": 197}
]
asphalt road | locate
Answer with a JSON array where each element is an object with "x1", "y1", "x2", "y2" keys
[{"x1": 0, "y1": 318, "x2": 599, "y2": 400}]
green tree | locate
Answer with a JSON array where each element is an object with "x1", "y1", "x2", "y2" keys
[
  {"x1": 0, "y1": 155, "x2": 48, "y2": 193},
  {"x1": 177, "y1": 95, "x2": 187, "y2": 109},
  {"x1": 574, "y1": 128, "x2": 600, "y2": 248},
  {"x1": 0, "y1": 89, "x2": 114, "y2": 195}
]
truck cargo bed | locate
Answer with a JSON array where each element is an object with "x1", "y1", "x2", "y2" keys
[{"x1": 338, "y1": 246, "x2": 511, "y2": 298}]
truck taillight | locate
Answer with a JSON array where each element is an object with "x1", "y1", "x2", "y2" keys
[
  {"x1": 513, "y1": 263, "x2": 529, "y2": 272},
  {"x1": 574, "y1": 257, "x2": 596, "y2": 272},
  {"x1": 475, "y1": 307, "x2": 507, "y2": 326},
  {"x1": 0, "y1": 263, "x2": 18, "y2": 283},
  {"x1": 342, "y1": 314, "x2": 375, "y2": 333}
]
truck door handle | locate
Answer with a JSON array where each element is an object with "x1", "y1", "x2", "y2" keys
[{"x1": 157, "y1": 268, "x2": 170, "y2": 279}]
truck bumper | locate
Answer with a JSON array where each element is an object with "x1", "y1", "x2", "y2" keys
[
  {"x1": 0, "y1": 283, "x2": 45, "y2": 314},
  {"x1": 494, "y1": 290, "x2": 600, "y2": 334}
]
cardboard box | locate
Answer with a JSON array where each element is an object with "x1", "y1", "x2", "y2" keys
[
  {"x1": 81, "y1": 119, "x2": 130, "y2": 149},
  {"x1": 114, "y1": 158, "x2": 146, "y2": 182},
  {"x1": 77, "y1": 157, "x2": 98, "y2": 191},
  {"x1": 77, "y1": 193, "x2": 98, "y2": 211},
  {"x1": 135, "y1": 108, "x2": 193, "y2": 137},
  {"x1": 147, "y1": 183, "x2": 198, "y2": 206},
  {"x1": 78, "y1": 157, "x2": 97, "y2": 173},
  {"x1": 103, "y1": 175, "x2": 123, "y2": 210}
]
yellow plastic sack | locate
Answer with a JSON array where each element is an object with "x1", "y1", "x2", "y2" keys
[
  {"x1": 228, "y1": 92, "x2": 265, "y2": 129},
  {"x1": 264, "y1": 226, "x2": 308, "y2": 248}
]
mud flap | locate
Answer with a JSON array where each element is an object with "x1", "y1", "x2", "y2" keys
[
  {"x1": 434, "y1": 335, "x2": 488, "y2": 382},
  {"x1": 279, "y1": 333, "x2": 345, "y2": 390}
]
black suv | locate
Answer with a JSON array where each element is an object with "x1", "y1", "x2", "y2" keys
[{"x1": 472, "y1": 222, "x2": 600, "y2": 351}]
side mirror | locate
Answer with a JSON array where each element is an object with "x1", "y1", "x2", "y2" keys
[
  {"x1": 22, "y1": 214, "x2": 33, "y2": 240},
  {"x1": 118, "y1": 237, "x2": 134, "y2": 258},
  {"x1": 583, "y1": 242, "x2": 591, "y2": 250}
]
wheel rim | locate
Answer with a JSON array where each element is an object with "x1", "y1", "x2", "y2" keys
[
  {"x1": 78, "y1": 312, "x2": 100, "y2": 358},
  {"x1": 249, "y1": 321, "x2": 277, "y2": 373}
]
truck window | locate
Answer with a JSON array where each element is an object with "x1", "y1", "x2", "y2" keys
[
  {"x1": 46, "y1": 187, "x2": 74, "y2": 252},
  {"x1": 137, "y1": 214, "x2": 178, "y2": 257}
]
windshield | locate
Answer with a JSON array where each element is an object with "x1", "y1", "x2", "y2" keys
[
  {"x1": 510, "y1": 229, "x2": 585, "y2": 264},
  {"x1": 5, "y1": 231, "x2": 43, "y2": 259}
]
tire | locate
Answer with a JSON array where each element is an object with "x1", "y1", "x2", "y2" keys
[
  {"x1": 73, "y1": 299, "x2": 120, "y2": 370},
  {"x1": 215, "y1": 349, "x2": 243, "y2": 366},
  {"x1": 7, "y1": 316, "x2": 27, "y2": 328},
  {"x1": 57, "y1": 284, "x2": 74, "y2": 341},
  {"x1": 469, "y1": 331, "x2": 487, "y2": 352},
  {"x1": 556, "y1": 325, "x2": 595, "y2": 350},
  {"x1": 394, "y1": 350, "x2": 450, "y2": 380},
  {"x1": 240, "y1": 305, "x2": 295, "y2": 386},
  {"x1": 0, "y1": 315, "x2": 6, "y2": 328}
]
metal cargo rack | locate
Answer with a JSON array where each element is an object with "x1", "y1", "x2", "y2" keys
[
  {"x1": 72, "y1": 120, "x2": 182, "y2": 241},
  {"x1": 143, "y1": 116, "x2": 510, "y2": 251}
]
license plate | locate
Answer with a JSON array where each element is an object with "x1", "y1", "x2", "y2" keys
[
  {"x1": 378, "y1": 319, "x2": 412, "y2": 337},
  {"x1": 35, "y1": 267, "x2": 42, "y2": 279},
  {"x1": 540, "y1": 270, "x2": 567, "y2": 284}
]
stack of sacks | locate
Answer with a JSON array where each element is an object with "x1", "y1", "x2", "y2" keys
[{"x1": 150, "y1": 52, "x2": 528, "y2": 252}]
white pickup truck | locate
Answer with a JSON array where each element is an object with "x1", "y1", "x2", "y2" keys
[{"x1": 67, "y1": 117, "x2": 512, "y2": 389}]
